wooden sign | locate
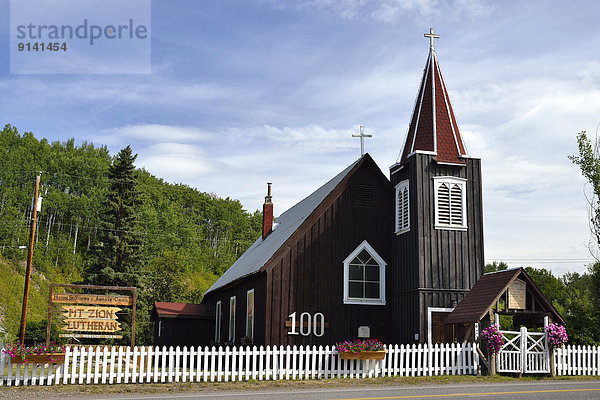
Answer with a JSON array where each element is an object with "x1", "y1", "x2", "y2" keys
[
  {"x1": 62, "y1": 319, "x2": 122, "y2": 332},
  {"x1": 508, "y1": 278, "x2": 526, "y2": 309},
  {"x1": 358, "y1": 326, "x2": 371, "y2": 338},
  {"x1": 52, "y1": 293, "x2": 132, "y2": 306},
  {"x1": 47, "y1": 283, "x2": 136, "y2": 348},
  {"x1": 60, "y1": 333, "x2": 123, "y2": 339},
  {"x1": 61, "y1": 305, "x2": 121, "y2": 320}
]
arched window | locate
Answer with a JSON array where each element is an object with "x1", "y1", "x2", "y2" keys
[{"x1": 343, "y1": 240, "x2": 386, "y2": 305}]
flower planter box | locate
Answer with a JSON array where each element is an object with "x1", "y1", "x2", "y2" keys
[
  {"x1": 339, "y1": 350, "x2": 386, "y2": 360},
  {"x1": 10, "y1": 353, "x2": 65, "y2": 364}
]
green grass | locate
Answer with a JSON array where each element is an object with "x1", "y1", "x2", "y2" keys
[{"x1": 0, "y1": 257, "x2": 57, "y2": 342}]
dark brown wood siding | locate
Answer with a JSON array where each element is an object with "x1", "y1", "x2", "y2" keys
[
  {"x1": 153, "y1": 318, "x2": 213, "y2": 348},
  {"x1": 202, "y1": 272, "x2": 266, "y2": 345},
  {"x1": 259, "y1": 157, "x2": 393, "y2": 345},
  {"x1": 391, "y1": 154, "x2": 484, "y2": 343}
]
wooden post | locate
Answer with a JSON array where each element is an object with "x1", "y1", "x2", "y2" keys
[
  {"x1": 45, "y1": 284, "x2": 55, "y2": 347},
  {"x1": 544, "y1": 315, "x2": 555, "y2": 376},
  {"x1": 131, "y1": 287, "x2": 137, "y2": 348},
  {"x1": 18, "y1": 175, "x2": 40, "y2": 344}
]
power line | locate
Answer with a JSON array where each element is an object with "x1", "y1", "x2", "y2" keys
[
  {"x1": 486, "y1": 258, "x2": 595, "y2": 264},
  {"x1": 486, "y1": 214, "x2": 586, "y2": 219}
]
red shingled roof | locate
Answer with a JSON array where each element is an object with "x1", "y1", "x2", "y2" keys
[
  {"x1": 399, "y1": 47, "x2": 467, "y2": 165},
  {"x1": 153, "y1": 302, "x2": 213, "y2": 319}
]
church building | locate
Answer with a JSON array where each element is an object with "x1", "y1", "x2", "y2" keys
[{"x1": 199, "y1": 30, "x2": 560, "y2": 347}]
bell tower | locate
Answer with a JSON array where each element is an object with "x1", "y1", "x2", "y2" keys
[{"x1": 389, "y1": 29, "x2": 485, "y2": 344}]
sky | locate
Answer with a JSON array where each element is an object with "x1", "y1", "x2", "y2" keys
[{"x1": 1, "y1": 0, "x2": 600, "y2": 275}]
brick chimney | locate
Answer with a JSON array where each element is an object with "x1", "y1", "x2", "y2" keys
[{"x1": 262, "y1": 182, "x2": 273, "y2": 239}]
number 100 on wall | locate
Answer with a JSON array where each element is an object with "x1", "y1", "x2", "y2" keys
[{"x1": 287, "y1": 312, "x2": 326, "y2": 337}]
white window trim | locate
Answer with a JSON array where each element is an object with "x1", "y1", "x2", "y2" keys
[
  {"x1": 427, "y1": 306, "x2": 455, "y2": 346},
  {"x1": 229, "y1": 296, "x2": 236, "y2": 342},
  {"x1": 395, "y1": 180, "x2": 410, "y2": 234},
  {"x1": 343, "y1": 240, "x2": 386, "y2": 305},
  {"x1": 433, "y1": 176, "x2": 467, "y2": 231},
  {"x1": 215, "y1": 301, "x2": 222, "y2": 343},
  {"x1": 246, "y1": 289, "x2": 254, "y2": 339}
]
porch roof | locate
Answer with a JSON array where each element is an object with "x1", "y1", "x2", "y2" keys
[{"x1": 445, "y1": 267, "x2": 565, "y2": 325}]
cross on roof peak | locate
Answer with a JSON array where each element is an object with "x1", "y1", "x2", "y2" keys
[
  {"x1": 424, "y1": 28, "x2": 440, "y2": 50},
  {"x1": 352, "y1": 125, "x2": 372, "y2": 157}
]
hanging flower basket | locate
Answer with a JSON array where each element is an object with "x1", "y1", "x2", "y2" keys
[
  {"x1": 10, "y1": 353, "x2": 65, "y2": 364},
  {"x1": 545, "y1": 323, "x2": 568, "y2": 348},
  {"x1": 339, "y1": 350, "x2": 386, "y2": 360},
  {"x1": 481, "y1": 324, "x2": 505, "y2": 356}
]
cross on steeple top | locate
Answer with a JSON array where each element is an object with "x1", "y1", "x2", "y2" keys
[
  {"x1": 424, "y1": 28, "x2": 440, "y2": 50},
  {"x1": 352, "y1": 125, "x2": 372, "y2": 157}
]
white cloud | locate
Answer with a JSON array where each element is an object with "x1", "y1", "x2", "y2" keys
[
  {"x1": 301, "y1": 0, "x2": 492, "y2": 21},
  {"x1": 0, "y1": 76, "x2": 246, "y2": 108},
  {"x1": 578, "y1": 61, "x2": 600, "y2": 87},
  {"x1": 228, "y1": 124, "x2": 357, "y2": 153},
  {"x1": 111, "y1": 124, "x2": 209, "y2": 143}
]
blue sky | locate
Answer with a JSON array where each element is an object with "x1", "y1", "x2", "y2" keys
[{"x1": 2, "y1": 0, "x2": 600, "y2": 275}]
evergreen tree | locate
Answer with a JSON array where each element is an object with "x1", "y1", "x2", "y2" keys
[{"x1": 86, "y1": 145, "x2": 143, "y2": 287}]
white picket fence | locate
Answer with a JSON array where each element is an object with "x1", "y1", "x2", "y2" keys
[
  {"x1": 555, "y1": 345, "x2": 600, "y2": 376},
  {"x1": 1, "y1": 343, "x2": 478, "y2": 386}
]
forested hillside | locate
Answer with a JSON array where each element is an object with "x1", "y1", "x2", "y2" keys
[{"x1": 0, "y1": 124, "x2": 262, "y2": 344}]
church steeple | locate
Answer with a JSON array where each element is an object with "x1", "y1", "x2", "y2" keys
[{"x1": 398, "y1": 29, "x2": 468, "y2": 166}]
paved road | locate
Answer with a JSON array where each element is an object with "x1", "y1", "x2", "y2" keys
[{"x1": 3, "y1": 380, "x2": 600, "y2": 400}]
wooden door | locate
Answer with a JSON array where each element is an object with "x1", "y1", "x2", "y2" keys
[{"x1": 431, "y1": 312, "x2": 454, "y2": 344}]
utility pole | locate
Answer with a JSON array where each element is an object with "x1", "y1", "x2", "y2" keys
[{"x1": 19, "y1": 175, "x2": 40, "y2": 344}]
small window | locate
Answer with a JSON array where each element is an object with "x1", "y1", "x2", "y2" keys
[
  {"x1": 434, "y1": 176, "x2": 467, "y2": 230},
  {"x1": 215, "y1": 301, "x2": 222, "y2": 343},
  {"x1": 246, "y1": 289, "x2": 254, "y2": 339},
  {"x1": 229, "y1": 296, "x2": 236, "y2": 342},
  {"x1": 395, "y1": 180, "x2": 409, "y2": 234},
  {"x1": 343, "y1": 240, "x2": 386, "y2": 305}
]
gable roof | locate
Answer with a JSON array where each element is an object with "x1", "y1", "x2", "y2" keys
[
  {"x1": 445, "y1": 267, "x2": 565, "y2": 325},
  {"x1": 205, "y1": 154, "x2": 372, "y2": 294},
  {"x1": 398, "y1": 45, "x2": 468, "y2": 166},
  {"x1": 152, "y1": 302, "x2": 213, "y2": 320}
]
